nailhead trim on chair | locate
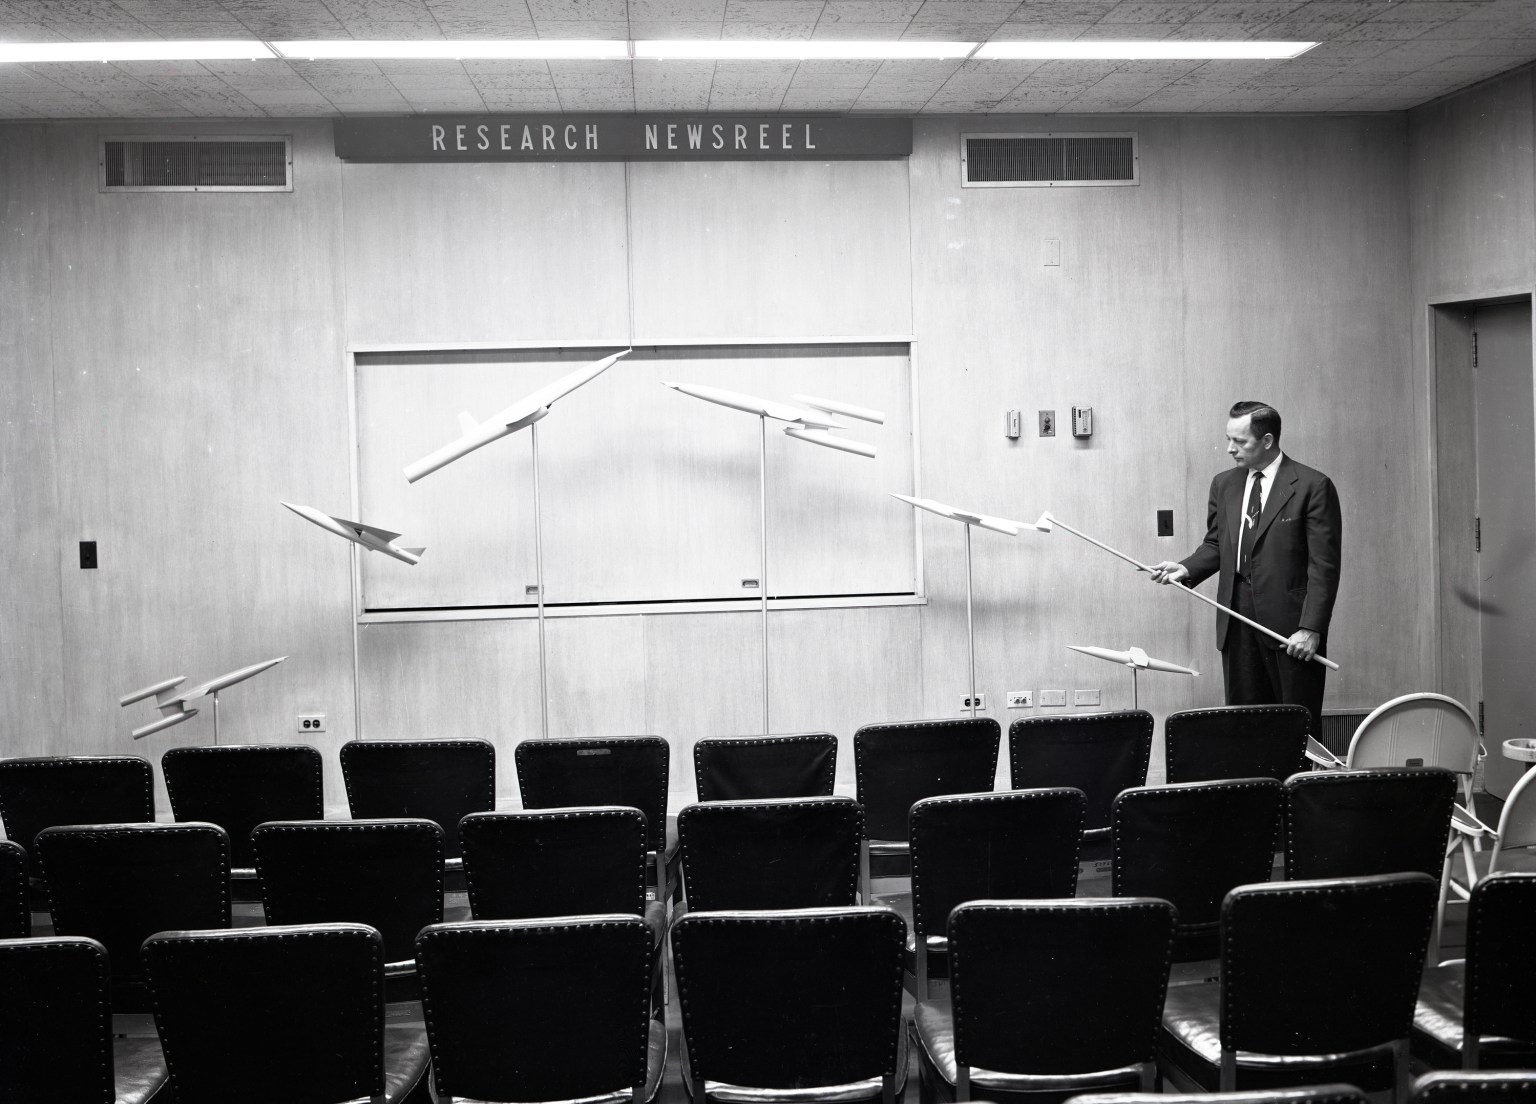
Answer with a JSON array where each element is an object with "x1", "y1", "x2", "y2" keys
[
  {"x1": 1008, "y1": 712, "x2": 1154, "y2": 789},
  {"x1": 1164, "y1": 705, "x2": 1309, "y2": 782},
  {"x1": 516, "y1": 738, "x2": 670, "y2": 853},
  {"x1": 694, "y1": 734, "x2": 838, "y2": 799},
  {"x1": 0, "y1": 756, "x2": 156, "y2": 839},
  {"x1": 339, "y1": 739, "x2": 496, "y2": 819},
  {"x1": 1282, "y1": 769, "x2": 1457, "y2": 877},
  {"x1": 0, "y1": 936, "x2": 115, "y2": 1103},
  {"x1": 161, "y1": 745, "x2": 324, "y2": 823},
  {"x1": 676, "y1": 797, "x2": 864, "y2": 909},
  {"x1": 0, "y1": 840, "x2": 28, "y2": 937},
  {"x1": 1111, "y1": 779, "x2": 1280, "y2": 899},
  {"x1": 460, "y1": 806, "x2": 650, "y2": 918}
]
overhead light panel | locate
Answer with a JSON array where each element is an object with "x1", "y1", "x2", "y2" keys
[
  {"x1": 634, "y1": 40, "x2": 977, "y2": 60},
  {"x1": 0, "y1": 40, "x2": 276, "y2": 62},
  {"x1": 974, "y1": 40, "x2": 1316, "y2": 60},
  {"x1": 272, "y1": 39, "x2": 630, "y2": 60}
]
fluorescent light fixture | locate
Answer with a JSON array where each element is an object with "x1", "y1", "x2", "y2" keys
[
  {"x1": 634, "y1": 40, "x2": 977, "y2": 60},
  {"x1": 0, "y1": 40, "x2": 276, "y2": 63},
  {"x1": 974, "y1": 40, "x2": 1315, "y2": 60},
  {"x1": 272, "y1": 39, "x2": 629, "y2": 60}
]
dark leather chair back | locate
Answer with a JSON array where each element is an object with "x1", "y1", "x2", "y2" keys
[
  {"x1": 416, "y1": 916, "x2": 655, "y2": 1103},
  {"x1": 340, "y1": 739, "x2": 495, "y2": 860},
  {"x1": 0, "y1": 936, "x2": 116, "y2": 1103},
  {"x1": 1221, "y1": 872, "x2": 1437, "y2": 1057},
  {"x1": 1072, "y1": 1086, "x2": 1370, "y2": 1104},
  {"x1": 0, "y1": 840, "x2": 27, "y2": 938},
  {"x1": 910, "y1": 788, "x2": 1085, "y2": 941},
  {"x1": 672, "y1": 907, "x2": 907, "y2": 1091},
  {"x1": 677, "y1": 796, "x2": 861, "y2": 911},
  {"x1": 1009, "y1": 712, "x2": 1153, "y2": 838},
  {"x1": 460, "y1": 806, "x2": 648, "y2": 919},
  {"x1": 516, "y1": 737, "x2": 670, "y2": 853},
  {"x1": 1413, "y1": 1073, "x2": 1536, "y2": 1104},
  {"x1": 854, "y1": 718, "x2": 1000, "y2": 842},
  {"x1": 1284, "y1": 768, "x2": 1456, "y2": 880},
  {"x1": 33, "y1": 822, "x2": 230, "y2": 1003},
  {"x1": 142, "y1": 923, "x2": 388, "y2": 1104},
  {"x1": 161, "y1": 744, "x2": 323, "y2": 869},
  {"x1": 694, "y1": 733, "x2": 837, "y2": 802},
  {"x1": 1164, "y1": 705, "x2": 1310, "y2": 785},
  {"x1": 0, "y1": 755, "x2": 154, "y2": 875},
  {"x1": 252, "y1": 818, "x2": 444, "y2": 964},
  {"x1": 1466, "y1": 872, "x2": 1536, "y2": 1053},
  {"x1": 1112, "y1": 778, "x2": 1282, "y2": 961},
  {"x1": 948, "y1": 898, "x2": 1176, "y2": 1075}
]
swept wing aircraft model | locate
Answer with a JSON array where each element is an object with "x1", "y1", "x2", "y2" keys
[
  {"x1": 282, "y1": 502, "x2": 424, "y2": 565},
  {"x1": 662, "y1": 382, "x2": 885, "y2": 457}
]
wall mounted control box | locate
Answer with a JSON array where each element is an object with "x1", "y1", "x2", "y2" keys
[{"x1": 1071, "y1": 407, "x2": 1093, "y2": 437}]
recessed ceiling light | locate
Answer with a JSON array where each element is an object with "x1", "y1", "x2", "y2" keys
[
  {"x1": 634, "y1": 40, "x2": 977, "y2": 60},
  {"x1": 0, "y1": 40, "x2": 277, "y2": 62},
  {"x1": 973, "y1": 41, "x2": 1316, "y2": 60},
  {"x1": 271, "y1": 40, "x2": 630, "y2": 60}
]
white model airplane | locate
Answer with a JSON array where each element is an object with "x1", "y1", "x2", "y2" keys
[
  {"x1": 119, "y1": 656, "x2": 287, "y2": 739},
  {"x1": 282, "y1": 502, "x2": 424, "y2": 566},
  {"x1": 662, "y1": 382, "x2": 884, "y2": 458},
  {"x1": 889, "y1": 493, "x2": 1029, "y2": 536},
  {"x1": 405, "y1": 349, "x2": 630, "y2": 482},
  {"x1": 1067, "y1": 645, "x2": 1199, "y2": 677}
]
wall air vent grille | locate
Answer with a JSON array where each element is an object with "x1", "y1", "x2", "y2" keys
[
  {"x1": 962, "y1": 133, "x2": 1137, "y2": 188},
  {"x1": 101, "y1": 137, "x2": 292, "y2": 192}
]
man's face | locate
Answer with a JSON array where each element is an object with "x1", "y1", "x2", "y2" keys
[{"x1": 1225, "y1": 414, "x2": 1274, "y2": 470}]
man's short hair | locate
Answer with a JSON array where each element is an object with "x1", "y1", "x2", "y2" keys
[{"x1": 1230, "y1": 401, "x2": 1281, "y2": 445}]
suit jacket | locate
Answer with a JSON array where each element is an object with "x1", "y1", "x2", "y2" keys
[{"x1": 1179, "y1": 455, "x2": 1342, "y2": 652}]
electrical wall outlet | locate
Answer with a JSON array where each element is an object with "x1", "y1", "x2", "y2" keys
[
  {"x1": 298, "y1": 713, "x2": 325, "y2": 733},
  {"x1": 1074, "y1": 689, "x2": 1101, "y2": 707},
  {"x1": 1039, "y1": 410, "x2": 1055, "y2": 437},
  {"x1": 1007, "y1": 690, "x2": 1033, "y2": 709},
  {"x1": 960, "y1": 693, "x2": 987, "y2": 712},
  {"x1": 1039, "y1": 689, "x2": 1066, "y2": 707}
]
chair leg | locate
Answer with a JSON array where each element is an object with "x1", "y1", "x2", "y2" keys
[
  {"x1": 1465, "y1": 1031, "x2": 1481, "y2": 1071},
  {"x1": 1219, "y1": 1049, "x2": 1236, "y2": 1092},
  {"x1": 1394, "y1": 1038, "x2": 1410, "y2": 1104},
  {"x1": 1138, "y1": 1063, "x2": 1156, "y2": 1092},
  {"x1": 633, "y1": 1087, "x2": 644, "y2": 1104},
  {"x1": 954, "y1": 1066, "x2": 970, "y2": 1103},
  {"x1": 883, "y1": 1072, "x2": 897, "y2": 1104},
  {"x1": 916, "y1": 942, "x2": 929, "y2": 1000},
  {"x1": 860, "y1": 839, "x2": 871, "y2": 903}
]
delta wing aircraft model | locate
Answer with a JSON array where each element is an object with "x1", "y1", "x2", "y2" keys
[
  {"x1": 282, "y1": 502, "x2": 424, "y2": 565},
  {"x1": 1066, "y1": 645, "x2": 1197, "y2": 709},
  {"x1": 888, "y1": 493, "x2": 1033, "y2": 536},
  {"x1": 662, "y1": 382, "x2": 885, "y2": 457},
  {"x1": 119, "y1": 656, "x2": 287, "y2": 740}
]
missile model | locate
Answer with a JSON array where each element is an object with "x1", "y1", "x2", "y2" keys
[
  {"x1": 1067, "y1": 645, "x2": 1199, "y2": 677},
  {"x1": 281, "y1": 502, "x2": 424, "y2": 565},
  {"x1": 889, "y1": 493, "x2": 1029, "y2": 536},
  {"x1": 405, "y1": 348, "x2": 630, "y2": 483},
  {"x1": 662, "y1": 382, "x2": 884, "y2": 458},
  {"x1": 119, "y1": 655, "x2": 287, "y2": 740}
]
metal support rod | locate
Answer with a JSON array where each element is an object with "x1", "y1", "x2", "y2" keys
[
  {"x1": 349, "y1": 542, "x2": 362, "y2": 741},
  {"x1": 964, "y1": 523, "x2": 976, "y2": 718},
  {"x1": 532, "y1": 422, "x2": 549, "y2": 740},
  {"x1": 211, "y1": 690, "x2": 221, "y2": 746},
  {"x1": 1132, "y1": 666, "x2": 1140, "y2": 711},
  {"x1": 759, "y1": 415, "x2": 770, "y2": 736}
]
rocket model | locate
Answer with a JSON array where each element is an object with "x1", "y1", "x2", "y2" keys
[
  {"x1": 889, "y1": 493, "x2": 1030, "y2": 536},
  {"x1": 1067, "y1": 645, "x2": 1199, "y2": 677},
  {"x1": 662, "y1": 382, "x2": 884, "y2": 458},
  {"x1": 405, "y1": 348, "x2": 630, "y2": 482},
  {"x1": 281, "y1": 502, "x2": 424, "y2": 565},
  {"x1": 119, "y1": 656, "x2": 287, "y2": 739}
]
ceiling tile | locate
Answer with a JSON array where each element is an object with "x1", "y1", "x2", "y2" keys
[
  {"x1": 809, "y1": 20, "x2": 909, "y2": 34},
  {"x1": 323, "y1": 0, "x2": 439, "y2": 18},
  {"x1": 1074, "y1": 21, "x2": 1175, "y2": 35},
  {"x1": 991, "y1": 21, "x2": 1096, "y2": 35},
  {"x1": 719, "y1": 20, "x2": 818, "y2": 34},
  {"x1": 525, "y1": 0, "x2": 628, "y2": 19},
  {"x1": 725, "y1": 0, "x2": 825, "y2": 18},
  {"x1": 630, "y1": 0, "x2": 729, "y2": 18},
  {"x1": 818, "y1": 0, "x2": 924, "y2": 20},
  {"x1": 628, "y1": 19, "x2": 728, "y2": 34},
  {"x1": 530, "y1": 18, "x2": 632, "y2": 34}
]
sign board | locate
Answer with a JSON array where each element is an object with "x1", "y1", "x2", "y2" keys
[{"x1": 334, "y1": 115, "x2": 911, "y2": 162}]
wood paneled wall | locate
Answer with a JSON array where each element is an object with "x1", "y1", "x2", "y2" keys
[{"x1": 1, "y1": 107, "x2": 1463, "y2": 816}]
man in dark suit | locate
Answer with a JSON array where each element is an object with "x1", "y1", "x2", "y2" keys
[{"x1": 1150, "y1": 401, "x2": 1342, "y2": 736}]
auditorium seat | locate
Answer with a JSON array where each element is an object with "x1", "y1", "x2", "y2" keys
[
  {"x1": 1070, "y1": 1085, "x2": 1370, "y2": 1104},
  {"x1": 0, "y1": 839, "x2": 28, "y2": 938},
  {"x1": 1342, "y1": 693, "x2": 1482, "y2": 812},
  {"x1": 1159, "y1": 872, "x2": 1438, "y2": 1097},
  {"x1": 1446, "y1": 761, "x2": 1536, "y2": 894},
  {"x1": 1009, "y1": 712, "x2": 1154, "y2": 866},
  {"x1": 0, "y1": 935, "x2": 167, "y2": 1104},
  {"x1": 0, "y1": 755, "x2": 154, "y2": 878},
  {"x1": 1163, "y1": 705, "x2": 1310, "y2": 785},
  {"x1": 693, "y1": 732, "x2": 838, "y2": 802},
  {"x1": 1112, "y1": 779, "x2": 1282, "y2": 964},
  {"x1": 854, "y1": 717, "x2": 1000, "y2": 891},
  {"x1": 676, "y1": 795, "x2": 861, "y2": 911},
  {"x1": 905, "y1": 787, "x2": 1085, "y2": 997},
  {"x1": 1283, "y1": 768, "x2": 1457, "y2": 880},
  {"x1": 252, "y1": 817, "x2": 444, "y2": 999},
  {"x1": 672, "y1": 906, "x2": 908, "y2": 1104},
  {"x1": 34, "y1": 821, "x2": 230, "y2": 1012},
  {"x1": 142, "y1": 922, "x2": 431, "y2": 1104},
  {"x1": 339, "y1": 738, "x2": 495, "y2": 871},
  {"x1": 1411, "y1": 1072, "x2": 1536, "y2": 1104},
  {"x1": 160, "y1": 743, "x2": 324, "y2": 877},
  {"x1": 1414, "y1": 871, "x2": 1536, "y2": 1069},
  {"x1": 415, "y1": 914, "x2": 664, "y2": 1104},
  {"x1": 913, "y1": 897, "x2": 1175, "y2": 1103},
  {"x1": 515, "y1": 735, "x2": 677, "y2": 900}
]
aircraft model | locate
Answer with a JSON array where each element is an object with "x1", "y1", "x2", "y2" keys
[
  {"x1": 405, "y1": 348, "x2": 631, "y2": 482},
  {"x1": 889, "y1": 493, "x2": 1029, "y2": 536},
  {"x1": 119, "y1": 656, "x2": 287, "y2": 740},
  {"x1": 1067, "y1": 645, "x2": 1199, "y2": 677},
  {"x1": 662, "y1": 382, "x2": 884, "y2": 458},
  {"x1": 281, "y1": 502, "x2": 424, "y2": 566}
]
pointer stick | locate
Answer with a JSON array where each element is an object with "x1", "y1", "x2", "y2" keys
[{"x1": 1042, "y1": 513, "x2": 1341, "y2": 672}]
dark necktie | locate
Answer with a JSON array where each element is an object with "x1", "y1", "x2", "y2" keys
[{"x1": 1239, "y1": 471, "x2": 1263, "y2": 574}]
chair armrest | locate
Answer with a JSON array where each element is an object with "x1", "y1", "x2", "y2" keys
[
  {"x1": 1305, "y1": 737, "x2": 1344, "y2": 769},
  {"x1": 1450, "y1": 803, "x2": 1495, "y2": 840}
]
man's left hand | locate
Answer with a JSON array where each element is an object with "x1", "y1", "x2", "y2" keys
[{"x1": 1285, "y1": 629, "x2": 1320, "y2": 661}]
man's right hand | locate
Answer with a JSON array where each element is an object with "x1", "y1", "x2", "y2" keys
[{"x1": 1149, "y1": 561, "x2": 1188, "y2": 585}]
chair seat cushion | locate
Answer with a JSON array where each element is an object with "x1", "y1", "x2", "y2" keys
[
  {"x1": 113, "y1": 1035, "x2": 167, "y2": 1104},
  {"x1": 452, "y1": 1018, "x2": 667, "y2": 1104},
  {"x1": 1159, "y1": 981, "x2": 1396, "y2": 1092},
  {"x1": 913, "y1": 1000, "x2": 1144, "y2": 1092},
  {"x1": 1413, "y1": 963, "x2": 1536, "y2": 1069},
  {"x1": 685, "y1": 1028, "x2": 906, "y2": 1104},
  {"x1": 381, "y1": 1002, "x2": 433, "y2": 1103}
]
